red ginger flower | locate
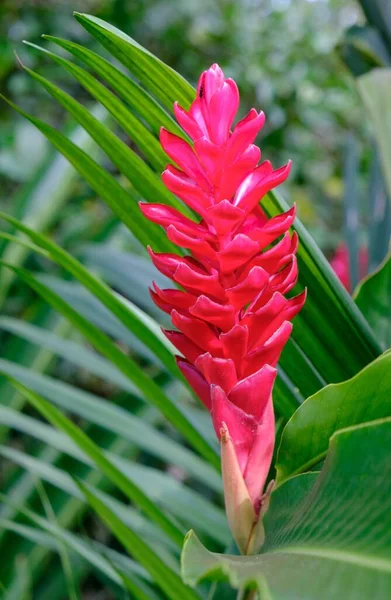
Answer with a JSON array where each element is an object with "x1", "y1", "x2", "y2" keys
[{"x1": 140, "y1": 64, "x2": 306, "y2": 554}]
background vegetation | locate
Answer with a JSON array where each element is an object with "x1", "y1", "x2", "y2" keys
[
  {"x1": 1, "y1": 1, "x2": 391, "y2": 598},
  {"x1": 0, "y1": 0, "x2": 373, "y2": 249}
]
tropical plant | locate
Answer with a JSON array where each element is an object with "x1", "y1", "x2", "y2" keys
[{"x1": 0, "y1": 12, "x2": 391, "y2": 600}]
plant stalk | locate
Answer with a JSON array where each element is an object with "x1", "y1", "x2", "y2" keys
[{"x1": 236, "y1": 588, "x2": 258, "y2": 600}]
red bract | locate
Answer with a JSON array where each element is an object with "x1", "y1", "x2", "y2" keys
[{"x1": 140, "y1": 63, "x2": 305, "y2": 554}]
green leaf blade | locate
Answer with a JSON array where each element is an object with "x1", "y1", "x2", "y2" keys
[
  {"x1": 182, "y1": 419, "x2": 391, "y2": 598},
  {"x1": 6, "y1": 379, "x2": 185, "y2": 548},
  {"x1": 276, "y1": 352, "x2": 391, "y2": 483},
  {"x1": 354, "y1": 250, "x2": 391, "y2": 350}
]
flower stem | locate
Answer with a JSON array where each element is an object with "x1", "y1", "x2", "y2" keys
[{"x1": 236, "y1": 588, "x2": 258, "y2": 600}]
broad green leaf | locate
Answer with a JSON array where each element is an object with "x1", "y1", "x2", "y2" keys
[
  {"x1": 5, "y1": 379, "x2": 185, "y2": 547},
  {"x1": 354, "y1": 251, "x2": 391, "y2": 350},
  {"x1": 182, "y1": 419, "x2": 391, "y2": 599},
  {"x1": 276, "y1": 351, "x2": 391, "y2": 483},
  {"x1": 358, "y1": 69, "x2": 391, "y2": 201},
  {"x1": 0, "y1": 264, "x2": 219, "y2": 469},
  {"x1": 78, "y1": 482, "x2": 201, "y2": 600}
]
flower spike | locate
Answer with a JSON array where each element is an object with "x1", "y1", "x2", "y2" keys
[{"x1": 141, "y1": 64, "x2": 305, "y2": 554}]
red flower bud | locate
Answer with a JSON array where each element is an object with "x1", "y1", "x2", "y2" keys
[{"x1": 141, "y1": 64, "x2": 305, "y2": 553}]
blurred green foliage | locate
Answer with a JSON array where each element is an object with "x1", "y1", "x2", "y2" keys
[
  {"x1": 0, "y1": 0, "x2": 369, "y2": 249},
  {"x1": 1, "y1": 4, "x2": 391, "y2": 598}
]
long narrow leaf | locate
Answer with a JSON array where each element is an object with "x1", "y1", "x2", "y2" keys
[
  {"x1": 0, "y1": 516, "x2": 158, "y2": 600},
  {"x1": 0, "y1": 108, "x2": 107, "y2": 308},
  {"x1": 0, "y1": 446, "x2": 176, "y2": 553},
  {"x1": 0, "y1": 264, "x2": 219, "y2": 469},
  {"x1": 24, "y1": 42, "x2": 168, "y2": 172},
  {"x1": 0, "y1": 95, "x2": 173, "y2": 253},
  {"x1": 77, "y1": 481, "x2": 200, "y2": 600},
  {"x1": 0, "y1": 212, "x2": 178, "y2": 377},
  {"x1": 42, "y1": 35, "x2": 183, "y2": 138},
  {"x1": 4, "y1": 379, "x2": 185, "y2": 547},
  {"x1": 0, "y1": 434, "x2": 227, "y2": 545},
  {"x1": 73, "y1": 13, "x2": 194, "y2": 110},
  {"x1": 21, "y1": 62, "x2": 184, "y2": 213},
  {"x1": 0, "y1": 358, "x2": 219, "y2": 489}
]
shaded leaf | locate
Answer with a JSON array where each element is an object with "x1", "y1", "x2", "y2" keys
[
  {"x1": 78, "y1": 481, "x2": 201, "y2": 600},
  {"x1": 182, "y1": 419, "x2": 391, "y2": 599},
  {"x1": 5, "y1": 379, "x2": 185, "y2": 547},
  {"x1": 358, "y1": 69, "x2": 391, "y2": 201},
  {"x1": 276, "y1": 351, "x2": 391, "y2": 483}
]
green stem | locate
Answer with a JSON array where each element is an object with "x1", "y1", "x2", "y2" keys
[
  {"x1": 236, "y1": 588, "x2": 258, "y2": 600},
  {"x1": 236, "y1": 588, "x2": 245, "y2": 600}
]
